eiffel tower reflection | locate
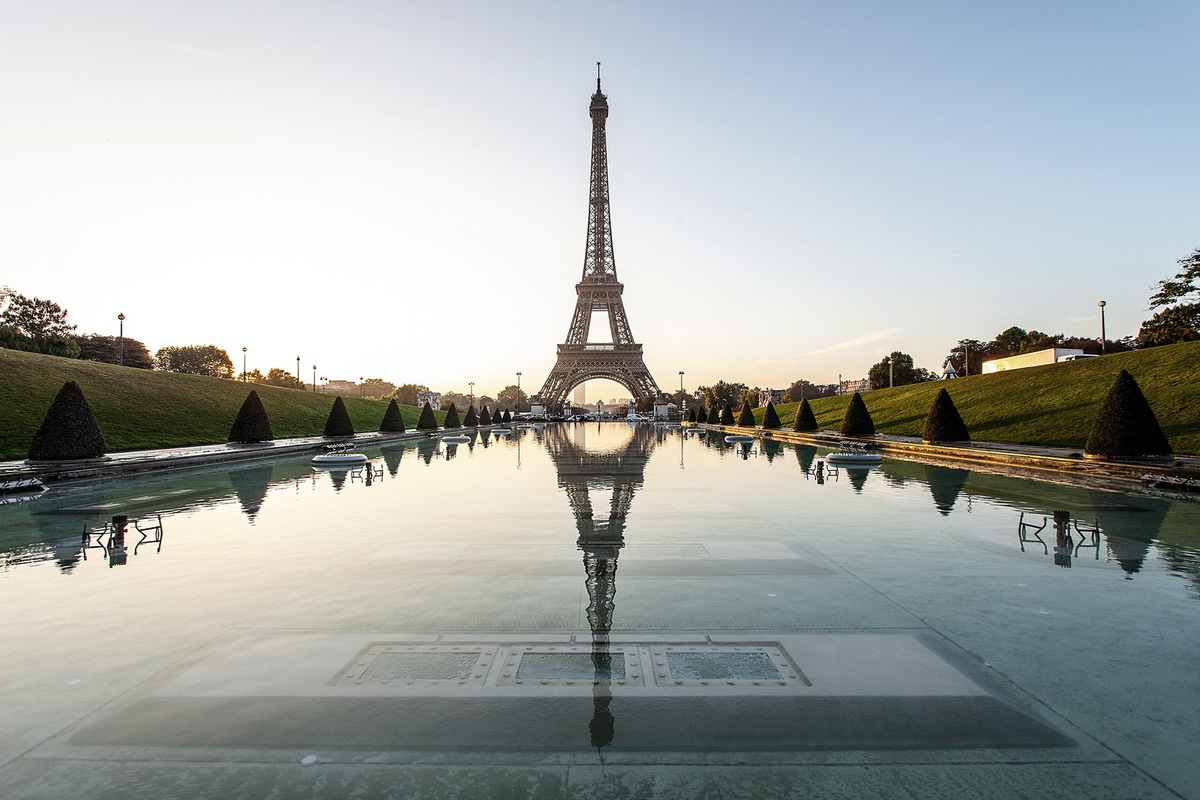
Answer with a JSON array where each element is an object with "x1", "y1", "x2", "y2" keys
[{"x1": 542, "y1": 423, "x2": 657, "y2": 754}]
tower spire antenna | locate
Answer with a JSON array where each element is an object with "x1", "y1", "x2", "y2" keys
[{"x1": 596, "y1": 61, "x2": 601, "y2": 92}]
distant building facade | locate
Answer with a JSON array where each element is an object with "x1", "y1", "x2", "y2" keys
[
  {"x1": 416, "y1": 390, "x2": 443, "y2": 410},
  {"x1": 759, "y1": 388, "x2": 784, "y2": 407}
]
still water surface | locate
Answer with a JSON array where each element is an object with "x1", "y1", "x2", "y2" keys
[{"x1": 1, "y1": 424, "x2": 1198, "y2": 798}]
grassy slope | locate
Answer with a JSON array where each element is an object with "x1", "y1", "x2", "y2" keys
[
  {"x1": 758, "y1": 340, "x2": 1200, "y2": 456},
  {"x1": 0, "y1": 348, "x2": 435, "y2": 460}
]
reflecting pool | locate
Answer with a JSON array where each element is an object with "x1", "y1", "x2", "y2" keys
[{"x1": 2, "y1": 424, "x2": 1199, "y2": 799}]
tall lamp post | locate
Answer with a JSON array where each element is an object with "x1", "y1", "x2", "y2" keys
[
  {"x1": 312, "y1": 365, "x2": 317, "y2": 393},
  {"x1": 117, "y1": 313, "x2": 125, "y2": 366},
  {"x1": 678, "y1": 370, "x2": 685, "y2": 417},
  {"x1": 296, "y1": 356, "x2": 300, "y2": 389},
  {"x1": 242, "y1": 347, "x2": 247, "y2": 382},
  {"x1": 516, "y1": 371, "x2": 522, "y2": 413},
  {"x1": 1098, "y1": 300, "x2": 1107, "y2": 354},
  {"x1": 469, "y1": 381, "x2": 474, "y2": 407},
  {"x1": 320, "y1": 376, "x2": 326, "y2": 394},
  {"x1": 359, "y1": 377, "x2": 364, "y2": 399},
  {"x1": 959, "y1": 340, "x2": 970, "y2": 376}
]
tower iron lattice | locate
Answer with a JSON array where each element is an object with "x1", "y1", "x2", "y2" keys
[{"x1": 532, "y1": 66, "x2": 662, "y2": 412}]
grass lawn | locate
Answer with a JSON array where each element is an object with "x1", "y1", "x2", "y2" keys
[
  {"x1": 0, "y1": 348, "x2": 439, "y2": 460},
  {"x1": 758, "y1": 340, "x2": 1200, "y2": 456}
]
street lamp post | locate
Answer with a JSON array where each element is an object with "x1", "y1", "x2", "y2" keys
[
  {"x1": 320, "y1": 376, "x2": 326, "y2": 394},
  {"x1": 959, "y1": 341, "x2": 970, "y2": 376},
  {"x1": 469, "y1": 381, "x2": 474, "y2": 406},
  {"x1": 1098, "y1": 300, "x2": 1107, "y2": 354},
  {"x1": 296, "y1": 356, "x2": 300, "y2": 389},
  {"x1": 242, "y1": 347, "x2": 247, "y2": 382},
  {"x1": 312, "y1": 365, "x2": 317, "y2": 393},
  {"x1": 360, "y1": 377, "x2": 364, "y2": 399},
  {"x1": 678, "y1": 370, "x2": 685, "y2": 417},
  {"x1": 117, "y1": 313, "x2": 125, "y2": 366},
  {"x1": 516, "y1": 371, "x2": 522, "y2": 413}
]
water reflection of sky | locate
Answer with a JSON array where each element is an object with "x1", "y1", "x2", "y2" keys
[{"x1": 2, "y1": 424, "x2": 1197, "y2": 593}]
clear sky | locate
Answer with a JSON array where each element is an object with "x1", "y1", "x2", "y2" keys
[{"x1": 3, "y1": 1, "x2": 1197, "y2": 401}]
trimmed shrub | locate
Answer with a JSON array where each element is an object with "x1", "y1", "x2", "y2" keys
[
  {"x1": 380, "y1": 399, "x2": 406, "y2": 433},
  {"x1": 737, "y1": 404, "x2": 756, "y2": 427},
  {"x1": 228, "y1": 389, "x2": 274, "y2": 443},
  {"x1": 443, "y1": 402, "x2": 462, "y2": 429},
  {"x1": 479, "y1": 406, "x2": 492, "y2": 426},
  {"x1": 1085, "y1": 370, "x2": 1171, "y2": 458},
  {"x1": 840, "y1": 392, "x2": 876, "y2": 437},
  {"x1": 323, "y1": 396, "x2": 355, "y2": 437},
  {"x1": 502, "y1": 409, "x2": 512, "y2": 423},
  {"x1": 416, "y1": 401, "x2": 439, "y2": 430},
  {"x1": 28, "y1": 380, "x2": 106, "y2": 460},
  {"x1": 793, "y1": 399, "x2": 818, "y2": 432},
  {"x1": 720, "y1": 403, "x2": 735, "y2": 426},
  {"x1": 686, "y1": 407, "x2": 696, "y2": 423},
  {"x1": 706, "y1": 405, "x2": 720, "y2": 424},
  {"x1": 922, "y1": 388, "x2": 970, "y2": 443},
  {"x1": 463, "y1": 405, "x2": 479, "y2": 426},
  {"x1": 761, "y1": 401, "x2": 782, "y2": 430}
]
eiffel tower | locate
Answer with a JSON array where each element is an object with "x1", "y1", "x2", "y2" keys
[{"x1": 532, "y1": 65, "x2": 662, "y2": 413}]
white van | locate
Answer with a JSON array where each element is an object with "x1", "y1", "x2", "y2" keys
[{"x1": 1056, "y1": 353, "x2": 1100, "y2": 362}]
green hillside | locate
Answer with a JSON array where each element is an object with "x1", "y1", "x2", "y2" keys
[
  {"x1": 760, "y1": 341, "x2": 1200, "y2": 455},
  {"x1": 0, "y1": 348, "x2": 433, "y2": 460}
]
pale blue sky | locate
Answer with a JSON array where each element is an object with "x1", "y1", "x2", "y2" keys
[{"x1": 3, "y1": 1, "x2": 1197, "y2": 400}]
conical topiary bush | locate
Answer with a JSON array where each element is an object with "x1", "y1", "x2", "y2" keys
[
  {"x1": 922, "y1": 388, "x2": 970, "y2": 443},
  {"x1": 463, "y1": 405, "x2": 478, "y2": 426},
  {"x1": 229, "y1": 389, "x2": 274, "y2": 443},
  {"x1": 380, "y1": 399, "x2": 406, "y2": 433},
  {"x1": 737, "y1": 404, "x2": 756, "y2": 427},
  {"x1": 720, "y1": 403, "x2": 735, "y2": 426},
  {"x1": 707, "y1": 405, "x2": 720, "y2": 425},
  {"x1": 686, "y1": 408, "x2": 696, "y2": 423},
  {"x1": 793, "y1": 398, "x2": 818, "y2": 432},
  {"x1": 443, "y1": 402, "x2": 462, "y2": 429},
  {"x1": 1085, "y1": 370, "x2": 1171, "y2": 458},
  {"x1": 762, "y1": 401, "x2": 782, "y2": 430},
  {"x1": 323, "y1": 396, "x2": 355, "y2": 437},
  {"x1": 501, "y1": 409, "x2": 512, "y2": 423},
  {"x1": 416, "y1": 401, "x2": 439, "y2": 430},
  {"x1": 840, "y1": 392, "x2": 876, "y2": 437},
  {"x1": 479, "y1": 406, "x2": 492, "y2": 426},
  {"x1": 28, "y1": 381, "x2": 106, "y2": 460}
]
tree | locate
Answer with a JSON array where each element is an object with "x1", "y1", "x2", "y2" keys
[
  {"x1": 228, "y1": 390, "x2": 274, "y2": 443},
  {"x1": 783, "y1": 380, "x2": 835, "y2": 402},
  {"x1": 392, "y1": 383, "x2": 430, "y2": 406},
  {"x1": 840, "y1": 392, "x2": 876, "y2": 437},
  {"x1": 442, "y1": 391, "x2": 471, "y2": 410},
  {"x1": 868, "y1": 351, "x2": 934, "y2": 390},
  {"x1": 922, "y1": 388, "x2": 970, "y2": 443},
  {"x1": 0, "y1": 290, "x2": 79, "y2": 356},
  {"x1": 28, "y1": 381, "x2": 106, "y2": 460},
  {"x1": 761, "y1": 401, "x2": 782, "y2": 430},
  {"x1": 698, "y1": 381, "x2": 748, "y2": 410},
  {"x1": 443, "y1": 402, "x2": 462, "y2": 429},
  {"x1": 1085, "y1": 370, "x2": 1171, "y2": 458},
  {"x1": 706, "y1": 405, "x2": 720, "y2": 424},
  {"x1": 463, "y1": 405, "x2": 479, "y2": 426},
  {"x1": 737, "y1": 403, "x2": 756, "y2": 427},
  {"x1": 380, "y1": 399, "x2": 406, "y2": 432},
  {"x1": 74, "y1": 334, "x2": 154, "y2": 369},
  {"x1": 156, "y1": 345, "x2": 234, "y2": 378},
  {"x1": 1140, "y1": 246, "x2": 1200, "y2": 345},
  {"x1": 738, "y1": 389, "x2": 759, "y2": 410},
  {"x1": 496, "y1": 384, "x2": 529, "y2": 412},
  {"x1": 720, "y1": 403, "x2": 735, "y2": 426},
  {"x1": 416, "y1": 401, "x2": 439, "y2": 430},
  {"x1": 258, "y1": 368, "x2": 302, "y2": 389},
  {"x1": 360, "y1": 378, "x2": 396, "y2": 399},
  {"x1": 793, "y1": 398, "x2": 818, "y2": 432},
  {"x1": 323, "y1": 396, "x2": 355, "y2": 437},
  {"x1": 943, "y1": 339, "x2": 988, "y2": 377}
]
